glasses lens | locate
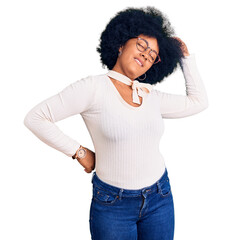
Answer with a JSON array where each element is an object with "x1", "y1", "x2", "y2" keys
[
  {"x1": 149, "y1": 51, "x2": 158, "y2": 63},
  {"x1": 136, "y1": 38, "x2": 147, "y2": 52}
]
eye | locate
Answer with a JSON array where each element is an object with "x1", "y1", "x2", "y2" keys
[
  {"x1": 138, "y1": 43, "x2": 145, "y2": 48},
  {"x1": 150, "y1": 51, "x2": 158, "y2": 62}
]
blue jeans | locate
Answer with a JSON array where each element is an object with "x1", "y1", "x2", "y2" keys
[{"x1": 89, "y1": 167, "x2": 175, "y2": 240}]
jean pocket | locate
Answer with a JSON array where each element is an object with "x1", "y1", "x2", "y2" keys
[
  {"x1": 158, "y1": 176, "x2": 172, "y2": 198},
  {"x1": 93, "y1": 185, "x2": 119, "y2": 206}
]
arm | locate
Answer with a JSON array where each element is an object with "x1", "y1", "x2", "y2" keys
[
  {"x1": 154, "y1": 53, "x2": 209, "y2": 118},
  {"x1": 23, "y1": 75, "x2": 95, "y2": 157}
]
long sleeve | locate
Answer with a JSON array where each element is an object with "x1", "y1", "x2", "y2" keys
[
  {"x1": 23, "y1": 75, "x2": 95, "y2": 157},
  {"x1": 154, "y1": 53, "x2": 209, "y2": 118}
]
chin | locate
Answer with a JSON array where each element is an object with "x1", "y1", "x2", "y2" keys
[{"x1": 126, "y1": 65, "x2": 143, "y2": 79}]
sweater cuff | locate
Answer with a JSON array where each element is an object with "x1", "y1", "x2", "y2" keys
[{"x1": 68, "y1": 142, "x2": 81, "y2": 158}]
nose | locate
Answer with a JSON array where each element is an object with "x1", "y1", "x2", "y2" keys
[
  {"x1": 140, "y1": 51, "x2": 149, "y2": 61},
  {"x1": 140, "y1": 48, "x2": 151, "y2": 61}
]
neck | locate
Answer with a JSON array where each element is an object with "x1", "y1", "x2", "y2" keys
[{"x1": 111, "y1": 65, "x2": 135, "y2": 81}]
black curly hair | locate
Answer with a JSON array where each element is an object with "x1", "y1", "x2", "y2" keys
[{"x1": 96, "y1": 6, "x2": 185, "y2": 85}]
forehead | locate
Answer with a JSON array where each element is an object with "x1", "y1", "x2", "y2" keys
[{"x1": 137, "y1": 34, "x2": 159, "y2": 51}]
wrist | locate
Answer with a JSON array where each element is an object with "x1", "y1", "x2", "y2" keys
[{"x1": 72, "y1": 145, "x2": 87, "y2": 160}]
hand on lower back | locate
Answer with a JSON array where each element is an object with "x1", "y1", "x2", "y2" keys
[{"x1": 76, "y1": 147, "x2": 95, "y2": 173}]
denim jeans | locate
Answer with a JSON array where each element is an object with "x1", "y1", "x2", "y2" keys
[{"x1": 89, "y1": 167, "x2": 175, "y2": 240}]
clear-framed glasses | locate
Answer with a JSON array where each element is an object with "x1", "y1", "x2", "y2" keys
[{"x1": 136, "y1": 37, "x2": 161, "y2": 64}]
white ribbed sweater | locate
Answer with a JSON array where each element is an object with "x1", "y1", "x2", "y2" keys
[{"x1": 24, "y1": 54, "x2": 208, "y2": 190}]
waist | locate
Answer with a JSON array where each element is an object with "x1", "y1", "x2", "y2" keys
[{"x1": 91, "y1": 166, "x2": 169, "y2": 196}]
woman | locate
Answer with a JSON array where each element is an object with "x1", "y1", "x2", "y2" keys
[{"x1": 24, "y1": 6, "x2": 208, "y2": 240}]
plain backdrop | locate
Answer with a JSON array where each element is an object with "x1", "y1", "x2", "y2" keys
[{"x1": 1, "y1": 0, "x2": 231, "y2": 239}]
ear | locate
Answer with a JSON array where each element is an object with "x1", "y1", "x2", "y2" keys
[{"x1": 118, "y1": 45, "x2": 124, "y2": 53}]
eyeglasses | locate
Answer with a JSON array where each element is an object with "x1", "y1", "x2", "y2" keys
[{"x1": 136, "y1": 37, "x2": 161, "y2": 64}]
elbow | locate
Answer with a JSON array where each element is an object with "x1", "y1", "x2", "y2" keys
[
  {"x1": 24, "y1": 109, "x2": 36, "y2": 131},
  {"x1": 203, "y1": 101, "x2": 209, "y2": 110},
  {"x1": 191, "y1": 95, "x2": 209, "y2": 111},
  {"x1": 23, "y1": 112, "x2": 32, "y2": 130},
  {"x1": 197, "y1": 99, "x2": 209, "y2": 114},
  {"x1": 201, "y1": 96, "x2": 209, "y2": 110}
]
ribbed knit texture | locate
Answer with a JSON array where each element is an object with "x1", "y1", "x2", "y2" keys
[{"x1": 24, "y1": 53, "x2": 208, "y2": 189}]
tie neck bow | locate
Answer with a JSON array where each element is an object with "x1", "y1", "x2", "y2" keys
[{"x1": 106, "y1": 70, "x2": 153, "y2": 104}]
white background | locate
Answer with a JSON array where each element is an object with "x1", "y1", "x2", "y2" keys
[{"x1": 1, "y1": 0, "x2": 231, "y2": 239}]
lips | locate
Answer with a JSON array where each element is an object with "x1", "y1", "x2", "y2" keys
[{"x1": 134, "y1": 57, "x2": 144, "y2": 67}]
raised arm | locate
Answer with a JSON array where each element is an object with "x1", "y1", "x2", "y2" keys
[
  {"x1": 23, "y1": 75, "x2": 95, "y2": 157},
  {"x1": 154, "y1": 53, "x2": 209, "y2": 118}
]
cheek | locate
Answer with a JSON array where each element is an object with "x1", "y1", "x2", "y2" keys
[
  {"x1": 121, "y1": 52, "x2": 135, "y2": 65},
  {"x1": 123, "y1": 45, "x2": 137, "y2": 57}
]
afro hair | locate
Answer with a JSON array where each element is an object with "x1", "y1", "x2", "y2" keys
[{"x1": 96, "y1": 6, "x2": 185, "y2": 85}]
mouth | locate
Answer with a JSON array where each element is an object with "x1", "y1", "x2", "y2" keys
[{"x1": 134, "y1": 58, "x2": 143, "y2": 67}]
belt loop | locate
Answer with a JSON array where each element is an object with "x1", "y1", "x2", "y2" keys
[
  {"x1": 91, "y1": 171, "x2": 96, "y2": 183},
  {"x1": 118, "y1": 189, "x2": 124, "y2": 200},
  {"x1": 156, "y1": 180, "x2": 161, "y2": 193}
]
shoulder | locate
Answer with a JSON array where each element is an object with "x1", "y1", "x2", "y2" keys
[
  {"x1": 149, "y1": 87, "x2": 163, "y2": 102},
  {"x1": 91, "y1": 73, "x2": 108, "y2": 84},
  {"x1": 74, "y1": 73, "x2": 107, "y2": 87},
  {"x1": 149, "y1": 85, "x2": 157, "y2": 96},
  {"x1": 70, "y1": 73, "x2": 107, "y2": 110}
]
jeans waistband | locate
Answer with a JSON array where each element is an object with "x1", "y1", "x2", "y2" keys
[{"x1": 91, "y1": 168, "x2": 169, "y2": 197}]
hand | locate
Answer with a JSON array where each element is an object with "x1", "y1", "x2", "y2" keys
[
  {"x1": 75, "y1": 146, "x2": 96, "y2": 173},
  {"x1": 172, "y1": 36, "x2": 190, "y2": 57}
]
